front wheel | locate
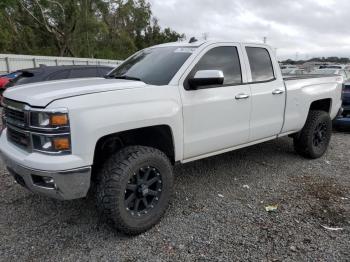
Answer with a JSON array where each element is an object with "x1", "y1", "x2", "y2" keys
[
  {"x1": 293, "y1": 110, "x2": 332, "y2": 159},
  {"x1": 96, "y1": 146, "x2": 173, "y2": 235}
]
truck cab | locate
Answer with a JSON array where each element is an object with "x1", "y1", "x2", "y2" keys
[{"x1": 0, "y1": 41, "x2": 343, "y2": 235}]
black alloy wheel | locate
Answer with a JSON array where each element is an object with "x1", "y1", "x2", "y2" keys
[
  {"x1": 293, "y1": 110, "x2": 332, "y2": 159},
  {"x1": 312, "y1": 122, "x2": 327, "y2": 147},
  {"x1": 125, "y1": 166, "x2": 163, "y2": 217},
  {"x1": 96, "y1": 146, "x2": 173, "y2": 235}
]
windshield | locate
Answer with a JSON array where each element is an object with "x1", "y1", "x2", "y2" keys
[
  {"x1": 310, "y1": 69, "x2": 338, "y2": 75},
  {"x1": 107, "y1": 46, "x2": 195, "y2": 85}
]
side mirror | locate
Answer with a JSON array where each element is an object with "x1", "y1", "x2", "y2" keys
[{"x1": 188, "y1": 70, "x2": 224, "y2": 89}]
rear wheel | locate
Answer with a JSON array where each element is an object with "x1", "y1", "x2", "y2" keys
[
  {"x1": 96, "y1": 146, "x2": 173, "y2": 235},
  {"x1": 293, "y1": 110, "x2": 332, "y2": 159}
]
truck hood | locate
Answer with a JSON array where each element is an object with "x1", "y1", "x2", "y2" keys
[{"x1": 4, "y1": 78, "x2": 147, "y2": 107}]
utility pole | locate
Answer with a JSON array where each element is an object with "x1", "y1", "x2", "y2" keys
[
  {"x1": 263, "y1": 36, "x2": 267, "y2": 44},
  {"x1": 295, "y1": 52, "x2": 299, "y2": 61},
  {"x1": 202, "y1": 32, "x2": 208, "y2": 40}
]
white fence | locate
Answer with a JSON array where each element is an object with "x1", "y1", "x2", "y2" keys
[{"x1": 0, "y1": 54, "x2": 123, "y2": 73}]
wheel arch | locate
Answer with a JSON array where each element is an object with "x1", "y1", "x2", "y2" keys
[
  {"x1": 92, "y1": 125, "x2": 176, "y2": 169},
  {"x1": 309, "y1": 98, "x2": 332, "y2": 114}
]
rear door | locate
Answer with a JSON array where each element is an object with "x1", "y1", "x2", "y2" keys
[
  {"x1": 243, "y1": 45, "x2": 286, "y2": 141},
  {"x1": 179, "y1": 44, "x2": 251, "y2": 159}
]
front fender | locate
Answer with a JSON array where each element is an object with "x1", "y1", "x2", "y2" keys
[{"x1": 48, "y1": 86, "x2": 183, "y2": 166}]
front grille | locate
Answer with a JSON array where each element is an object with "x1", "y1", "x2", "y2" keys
[
  {"x1": 4, "y1": 107, "x2": 26, "y2": 127},
  {"x1": 7, "y1": 126, "x2": 30, "y2": 149}
]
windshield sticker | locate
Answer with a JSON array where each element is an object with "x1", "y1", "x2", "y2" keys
[{"x1": 174, "y1": 48, "x2": 196, "y2": 53}]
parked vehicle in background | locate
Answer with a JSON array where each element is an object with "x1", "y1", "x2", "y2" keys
[
  {"x1": 313, "y1": 66, "x2": 350, "y2": 130},
  {"x1": 0, "y1": 40, "x2": 343, "y2": 235},
  {"x1": 0, "y1": 77, "x2": 9, "y2": 88},
  {"x1": 319, "y1": 64, "x2": 350, "y2": 70},
  {"x1": 0, "y1": 72, "x2": 19, "y2": 100},
  {"x1": 309, "y1": 68, "x2": 350, "y2": 81},
  {"x1": 282, "y1": 68, "x2": 305, "y2": 76},
  {"x1": 4, "y1": 65, "x2": 114, "y2": 88},
  {"x1": 280, "y1": 64, "x2": 298, "y2": 74},
  {"x1": 0, "y1": 72, "x2": 19, "y2": 79},
  {"x1": 334, "y1": 82, "x2": 350, "y2": 130}
]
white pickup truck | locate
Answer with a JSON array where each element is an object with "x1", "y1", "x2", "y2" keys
[{"x1": 0, "y1": 41, "x2": 343, "y2": 235}]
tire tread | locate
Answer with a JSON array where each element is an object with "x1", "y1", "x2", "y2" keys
[
  {"x1": 293, "y1": 110, "x2": 331, "y2": 159},
  {"x1": 96, "y1": 146, "x2": 172, "y2": 235}
]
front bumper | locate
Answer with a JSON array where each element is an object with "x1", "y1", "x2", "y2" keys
[{"x1": 0, "y1": 150, "x2": 91, "y2": 200}]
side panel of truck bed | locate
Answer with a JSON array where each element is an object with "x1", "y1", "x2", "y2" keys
[{"x1": 282, "y1": 75, "x2": 342, "y2": 134}]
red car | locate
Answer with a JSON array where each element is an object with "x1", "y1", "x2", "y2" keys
[
  {"x1": 0, "y1": 77, "x2": 10, "y2": 100},
  {"x1": 0, "y1": 72, "x2": 19, "y2": 100}
]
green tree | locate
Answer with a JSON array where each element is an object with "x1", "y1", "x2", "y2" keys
[{"x1": 0, "y1": 0, "x2": 185, "y2": 59}]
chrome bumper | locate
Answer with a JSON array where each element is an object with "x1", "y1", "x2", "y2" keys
[{"x1": 0, "y1": 152, "x2": 91, "y2": 200}]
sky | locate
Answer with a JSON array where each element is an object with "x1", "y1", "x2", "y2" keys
[{"x1": 148, "y1": 0, "x2": 350, "y2": 60}]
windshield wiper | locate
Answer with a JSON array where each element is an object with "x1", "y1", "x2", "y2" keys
[{"x1": 112, "y1": 75, "x2": 142, "y2": 81}]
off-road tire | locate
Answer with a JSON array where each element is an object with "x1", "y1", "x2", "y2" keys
[
  {"x1": 293, "y1": 110, "x2": 332, "y2": 159},
  {"x1": 96, "y1": 146, "x2": 173, "y2": 235}
]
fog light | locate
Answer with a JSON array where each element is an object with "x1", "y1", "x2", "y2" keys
[
  {"x1": 42, "y1": 176, "x2": 54, "y2": 184},
  {"x1": 32, "y1": 175, "x2": 56, "y2": 189}
]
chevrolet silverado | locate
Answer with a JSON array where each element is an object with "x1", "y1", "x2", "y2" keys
[{"x1": 0, "y1": 41, "x2": 343, "y2": 234}]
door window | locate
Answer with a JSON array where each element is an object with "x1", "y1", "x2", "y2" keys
[
  {"x1": 186, "y1": 46, "x2": 242, "y2": 89},
  {"x1": 246, "y1": 47, "x2": 275, "y2": 82}
]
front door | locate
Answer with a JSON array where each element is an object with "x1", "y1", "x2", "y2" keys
[{"x1": 180, "y1": 44, "x2": 251, "y2": 159}]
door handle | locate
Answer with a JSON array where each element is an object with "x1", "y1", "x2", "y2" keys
[
  {"x1": 272, "y1": 89, "x2": 284, "y2": 95},
  {"x1": 235, "y1": 93, "x2": 250, "y2": 100}
]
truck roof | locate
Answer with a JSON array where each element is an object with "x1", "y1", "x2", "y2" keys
[{"x1": 152, "y1": 40, "x2": 271, "y2": 49}]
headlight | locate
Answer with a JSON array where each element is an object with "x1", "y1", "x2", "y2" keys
[
  {"x1": 29, "y1": 108, "x2": 71, "y2": 154},
  {"x1": 32, "y1": 134, "x2": 71, "y2": 153},
  {"x1": 30, "y1": 110, "x2": 69, "y2": 129}
]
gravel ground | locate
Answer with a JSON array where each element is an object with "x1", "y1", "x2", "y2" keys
[{"x1": 0, "y1": 131, "x2": 349, "y2": 261}]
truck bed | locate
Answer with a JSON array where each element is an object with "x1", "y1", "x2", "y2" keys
[{"x1": 281, "y1": 73, "x2": 342, "y2": 134}]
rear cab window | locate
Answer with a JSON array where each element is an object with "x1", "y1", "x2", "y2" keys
[{"x1": 246, "y1": 47, "x2": 275, "y2": 82}]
